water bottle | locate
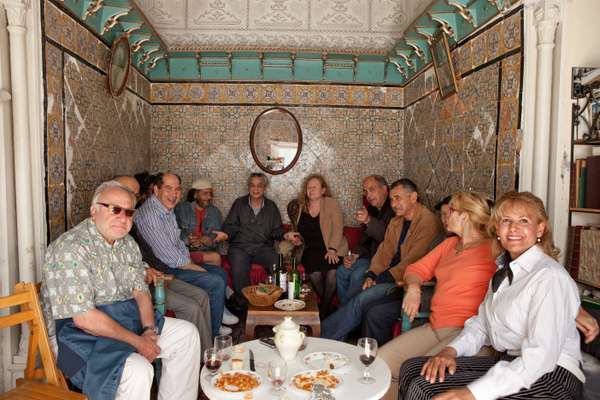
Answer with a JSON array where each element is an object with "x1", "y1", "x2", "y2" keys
[{"x1": 154, "y1": 277, "x2": 166, "y2": 314}]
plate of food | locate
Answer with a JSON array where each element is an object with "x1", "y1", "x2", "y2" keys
[
  {"x1": 274, "y1": 299, "x2": 305, "y2": 311},
  {"x1": 212, "y1": 370, "x2": 262, "y2": 395},
  {"x1": 291, "y1": 369, "x2": 342, "y2": 392},
  {"x1": 303, "y1": 351, "x2": 350, "y2": 370}
]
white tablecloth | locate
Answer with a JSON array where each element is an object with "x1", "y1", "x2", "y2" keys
[{"x1": 200, "y1": 337, "x2": 391, "y2": 400}]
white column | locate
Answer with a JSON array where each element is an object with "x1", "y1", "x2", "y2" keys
[
  {"x1": 3, "y1": 0, "x2": 35, "y2": 284},
  {"x1": 531, "y1": 1, "x2": 560, "y2": 203}
]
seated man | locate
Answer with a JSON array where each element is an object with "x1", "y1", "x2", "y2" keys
[
  {"x1": 115, "y1": 175, "x2": 213, "y2": 351},
  {"x1": 134, "y1": 173, "x2": 236, "y2": 337},
  {"x1": 41, "y1": 180, "x2": 200, "y2": 400},
  {"x1": 174, "y1": 178, "x2": 222, "y2": 267},
  {"x1": 219, "y1": 173, "x2": 295, "y2": 309},
  {"x1": 337, "y1": 175, "x2": 394, "y2": 304},
  {"x1": 322, "y1": 179, "x2": 443, "y2": 341}
]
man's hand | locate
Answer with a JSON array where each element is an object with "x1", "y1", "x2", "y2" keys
[
  {"x1": 402, "y1": 285, "x2": 422, "y2": 322},
  {"x1": 325, "y1": 249, "x2": 339, "y2": 264},
  {"x1": 212, "y1": 231, "x2": 229, "y2": 242},
  {"x1": 355, "y1": 207, "x2": 370, "y2": 225},
  {"x1": 183, "y1": 263, "x2": 207, "y2": 273},
  {"x1": 135, "y1": 331, "x2": 161, "y2": 362},
  {"x1": 343, "y1": 253, "x2": 358, "y2": 268},
  {"x1": 145, "y1": 268, "x2": 164, "y2": 285},
  {"x1": 199, "y1": 235, "x2": 214, "y2": 246},
  {"x1": 433, "y1": 388, "x2": 475, "y2": 400},
  {"x1": 362, "y1": 277, "x2": 376, "y2": 290},
  {"x1": 421, "y1": 347, "x2": 458, "y2": 384},
  {"x1": 577, "y1": 307, "x2": 599, "y2": 344}
]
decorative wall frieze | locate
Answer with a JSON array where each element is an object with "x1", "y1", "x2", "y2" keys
[{"x1": 2, "y1": 0, "x2": 29, "y2": 28}]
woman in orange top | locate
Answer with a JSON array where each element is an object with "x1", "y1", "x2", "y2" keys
[{"x1": 378, "y1": 191, "x2": 499, "y2": 400}]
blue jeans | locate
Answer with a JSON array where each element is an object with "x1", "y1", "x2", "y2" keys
[
  {"x1": 168, "y1": 265, "x2": 227, "y2": 337},
  {"x1": 321, "y1": 282, "x2": 398, "y2": 341},
  {"x1": 336, "y1": 258, "x2": 370, "y2": 304}
]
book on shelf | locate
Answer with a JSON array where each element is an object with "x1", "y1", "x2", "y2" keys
[
  {"x1": 568, "y1": 225, "x2": 600, "y2": 288},
  {"x1": 579, "y1": 159, "x2": 587, "y2": 208},
  {"x1": 585, "y1": 155, "x2": 600, "y2": 209}
]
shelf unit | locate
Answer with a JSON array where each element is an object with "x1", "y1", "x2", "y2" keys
[{"x1": 567, "y1": 67, "x2": 600, "y2": 290}]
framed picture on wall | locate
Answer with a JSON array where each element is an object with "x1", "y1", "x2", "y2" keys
[{"x1": 430, "y1": 31, "x2": 458, "y2": 99}]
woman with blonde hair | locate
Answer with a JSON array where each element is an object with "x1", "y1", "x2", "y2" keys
[
  {"x1": 399, "y1": 191, "x2": 586, "y2": 400},
  {"x1": 287, "y1": 173, "x2": 348, "y2": 316},
  {"x1": 378, "y1": 191, "x2": 499, "y2": 400}
]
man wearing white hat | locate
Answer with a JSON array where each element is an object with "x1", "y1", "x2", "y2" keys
[{"x1": 175, "y1": 178, "x2": 223, "y2": 267}]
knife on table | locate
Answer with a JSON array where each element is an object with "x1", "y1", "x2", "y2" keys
[{"x1": 249, "y1": 349, "x2": 256, "y2": 371}]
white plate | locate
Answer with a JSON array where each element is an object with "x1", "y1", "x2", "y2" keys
[
  {"x1": 211, "y1": 370, "x2": 262, "y2": 396},
  {"x1": 274, "y1": 299, "x2": 306, "y2": 311},
  {"x1": 303, "y1": 351, "x2": 350, "y2": 370},
  {"x1": 290, "y1": 369, "x2": 343, "y2": 392}
]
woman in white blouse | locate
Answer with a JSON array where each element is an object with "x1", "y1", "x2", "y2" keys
[{"x1": 398, "y1": 191, "x2": 584, "y2": 400}]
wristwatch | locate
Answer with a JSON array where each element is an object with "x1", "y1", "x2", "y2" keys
[{"x1": 141, "y1": 325, "x2": 159, "y2": 335}]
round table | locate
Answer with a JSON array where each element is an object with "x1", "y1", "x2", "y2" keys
[{"x1": 200, "y1": 337, "x2": 391, "y2": 399}]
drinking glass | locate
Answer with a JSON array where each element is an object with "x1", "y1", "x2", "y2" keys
[
  {"x1": 267, "y1": 358, "x2": 287, "y2": 395},
  {"x1": 357, "y1": 337, "x2": 377, "y2": 384},
  {"x1": 203, "y1": 347, "x2": 222, "y2": 381},
  {"x1": 214, "y1": 334, "x2": 233, "y2": 362}
]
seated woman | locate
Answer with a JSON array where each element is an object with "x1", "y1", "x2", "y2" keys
[
  {"x1": 287, "y1": 174, "x2": 348, "y2": 316},
  {"x1": 378, "y1": 191, "x2": 499, "y2": 400},
  {"x1": 399, "y1": 191, "x2": 584, "y2": 400}
]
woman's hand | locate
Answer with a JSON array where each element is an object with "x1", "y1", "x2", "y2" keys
[
  {"x1": 325, "y1": 249, "x2": 339, "y2": 264},
  {"x1": 402, "y1": 284, "x2": 422, "y2": 322},
  {"x1": 576, "y1": 307, "x2": 599, "y2": 344},
  {"x1": 421, "y1": 347, "x2": 458, "y2": 383},
  {"x1": 432, "y1": 388, "x2": 475, "y2": 400}
]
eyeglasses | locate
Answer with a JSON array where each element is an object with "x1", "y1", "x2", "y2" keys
[{"x1": 96, "y1": 202, "x2": 135, "y2": 218}]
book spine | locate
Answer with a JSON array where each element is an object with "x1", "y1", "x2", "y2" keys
[{"x1": 579, "y1": 160, "x2": 587, "y2": 208}]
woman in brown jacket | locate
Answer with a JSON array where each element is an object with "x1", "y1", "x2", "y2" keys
[{"x1": 288, "y1": 174, "x2": 348, "y2": 316}]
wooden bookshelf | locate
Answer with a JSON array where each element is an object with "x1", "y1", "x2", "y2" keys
[
  {"x1": 570, "y1": 207, "x2": 600, "y2": 214},
  {"x1": 574, "y1": 139, "x2": 600, "y2": 145}
]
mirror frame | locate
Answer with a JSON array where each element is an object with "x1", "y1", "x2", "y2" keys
[
  {"x1": 107, "y1": 35, "x2": 131, "y2": 97},
  {"x1": 249, "y1": 107, "x2": 303, "y2": 175}
]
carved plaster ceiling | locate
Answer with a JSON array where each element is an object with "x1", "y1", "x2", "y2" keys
[{"x1": 134, "y1": 0, "x2": 434, "y2": 54}]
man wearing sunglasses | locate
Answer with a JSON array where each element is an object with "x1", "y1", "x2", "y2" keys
[
  {"x1": 41, "y1": 180, "x2": 200, "y2": 400},
  {"x1": 134, "y1": 173, "x2": 232, "y2": 337}
]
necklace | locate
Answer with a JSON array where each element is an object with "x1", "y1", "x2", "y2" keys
[{"x1": 455, "y1": 238, "x2": 487, "y2": 255}]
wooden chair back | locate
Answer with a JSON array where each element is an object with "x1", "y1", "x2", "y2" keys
[{"x1": 0, "y1": 282, "x2": 86, "y2": 399}]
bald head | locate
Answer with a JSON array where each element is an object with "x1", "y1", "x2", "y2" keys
[{"x1": 114, "y1": 176, "x2": 140, "y2": 196}]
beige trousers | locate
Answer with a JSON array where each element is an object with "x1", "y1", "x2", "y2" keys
[{"x1": 378, "y1": 323, "x2": 462, "y2": 400}]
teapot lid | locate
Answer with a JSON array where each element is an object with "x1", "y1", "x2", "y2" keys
[{"x1": 273, "y1": 316, "x2": 299, "y2": 332}]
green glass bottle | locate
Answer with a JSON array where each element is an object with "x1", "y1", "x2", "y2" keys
[{"x1": 291, "y1": 257, "x2": 301, "y2": 299}]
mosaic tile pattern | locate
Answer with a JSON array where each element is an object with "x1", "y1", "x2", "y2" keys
[
  {"x1": 151, "y1": 106, "x2": 403, "y2": 225},
  {"x1": 151, "y1": 82, "x2": 404, "y2": 108},
  {"x1": 403, "y1": 64, "x2": 500, "y2": 208},
  {"x1": 45, "y1": 43, "x2": 66, "y2": 242},
  {"x1": 64, "y1": 54, "x2": 151, "y2": 227}
]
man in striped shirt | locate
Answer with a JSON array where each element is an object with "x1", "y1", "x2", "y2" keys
[{"x1": 134, "y1": 172, "x2": 232, "y2": 336}]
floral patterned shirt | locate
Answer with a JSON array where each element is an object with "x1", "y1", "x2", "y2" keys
[{"x1": 41, "y1": 218, "x2": 149, "y2": 330}]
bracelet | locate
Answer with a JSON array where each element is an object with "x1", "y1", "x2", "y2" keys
[
  {"x1": 365, "y1": 271, "x2": 378, "y2": 281},
  {"x1": 141, "y1": 325, "x2": 158, "y2": 335},
  {"x1": 327, "y1": 247, "x2": 337, "y2": 252}
]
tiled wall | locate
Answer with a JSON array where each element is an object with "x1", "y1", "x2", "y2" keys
[
  {"x1": 402, "y1": 10, "x2": 522, "y2": 207},
  {"x1": 44, "y1": 0, "x2": 151, "y2": 240},
  {"x1": 151, "y1": 105, "x2": 403, "y2": 224}
]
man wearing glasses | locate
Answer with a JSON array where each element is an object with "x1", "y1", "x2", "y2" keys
[{"x1": 41, "y1": 180, "x2": 200, "y2": 400}]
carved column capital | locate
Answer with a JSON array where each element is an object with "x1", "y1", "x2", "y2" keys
[{"x1": 1, "y1": 0, "x2": 29, "y2": 28}]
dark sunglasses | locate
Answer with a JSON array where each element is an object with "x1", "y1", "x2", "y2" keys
[{"x1": 96, "y1": 202, "x2": 135, "y2": 218}]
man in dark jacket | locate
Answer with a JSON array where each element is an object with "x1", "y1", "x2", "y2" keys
[
  {"x1": 218, "y1": 173, "x2": 296, "y2": 307},
  {"x1": 336, "y1": 175, "x2": 395, "y2": 303}
]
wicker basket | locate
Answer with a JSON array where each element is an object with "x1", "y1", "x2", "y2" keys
[{"x1": 242, "y1": 284, "x2": 283, "y2": 307}]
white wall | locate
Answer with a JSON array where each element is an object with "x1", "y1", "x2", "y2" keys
[{"x1": 548, "y1": 0, "x2": 600, "y2": 262}]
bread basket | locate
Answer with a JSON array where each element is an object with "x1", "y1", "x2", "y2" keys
[{"x1": 242, "y1": 284, "x2": 283, "y2": 307}]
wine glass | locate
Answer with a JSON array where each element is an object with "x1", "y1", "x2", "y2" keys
[
  {"x1": 267, "y1": 358, "x2": 287, "y2": 395},
  {"x1": 214, "y1": 334, "x2": 233, "y2": 362},
  {"x1": 204, "y1": 347, "x2": 222, "y2": 382},
  {"x1": 357, "y1": 337, "x2": 377, "y2": 384}
]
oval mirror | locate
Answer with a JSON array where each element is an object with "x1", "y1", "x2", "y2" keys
[
  {"x1": 250, "y1": 107, "x2": 302, "y2": 175},
  {"x1": 107, "y1": 35, "x2": 131, "y2": 97}
]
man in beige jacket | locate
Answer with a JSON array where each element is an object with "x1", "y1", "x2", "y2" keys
[{"x1": 322, "y1": 178, "x2": 443, "y2": 341}]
